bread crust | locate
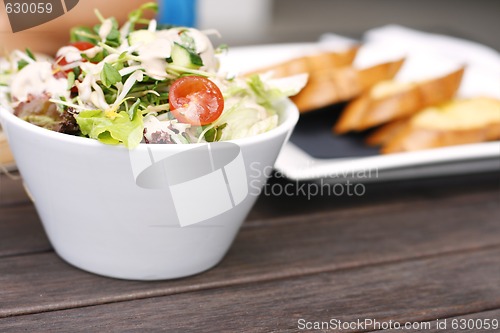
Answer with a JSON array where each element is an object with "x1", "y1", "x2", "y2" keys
[
  {"x1": 245, "y1": 47, "x2": 359, "y2": 78},
  {"x1": 381, "y1": 123, "x2": 500, "y2": 153},
  {"x1": 293, "y1": 58, "x2": 405, "y2": 113},
  {"x1": 334, "y1": 67, "x2": 465, "y2": 133},
  {"x1": 380, "y1": 98, "x2": 500, "y2": 153},
  {"x1": 365, "y1": 119, "x2": 410, "y2": 146}
]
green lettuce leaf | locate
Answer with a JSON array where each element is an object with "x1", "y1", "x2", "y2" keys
[
  {"x1": 76, "y1": 110, "x2": 144, "y2": 148},
  {"x1": 101, "y1": 63, "x2": 122, "y2": 88}
]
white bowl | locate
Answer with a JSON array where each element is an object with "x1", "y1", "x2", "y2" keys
[{"x1": 0, "y1": 99, "x2": 298, "y2": 280}]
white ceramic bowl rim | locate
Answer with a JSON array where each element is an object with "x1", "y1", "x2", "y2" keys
[{"x1": 0, "y1": 99, "x2": 299, "y2": 150}]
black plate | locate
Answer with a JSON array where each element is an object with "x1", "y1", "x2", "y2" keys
[{"x1": 289, "y1": 103, "x2": 380, "y2": 159}]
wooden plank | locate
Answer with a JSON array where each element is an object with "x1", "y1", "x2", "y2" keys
[
  {"x1": 378, "y1": 309, "x2": 500, "y2": 332},
  {"x1": 0, "y1": 173, "x2": 30, "y2": 207},
  {"x1": 246, "y1": 171, "x2": 500, "y2": 222},
  {"x1": 0, "y1": 171, "x2": 498, "y2": 258},
  {"x1": 245, "y1": 183, "x2": 500, "y2": 229},
  {"x1": 1, "y1": 169, "x2": 498, "y2": 223},
  {"x1": 0, "y1": 205, "x2": 51, "y2": 258},
  {"x1": 0, "y1": 248, "x2": 499, "y2": 332},
  {"x1": 0, "y1": 188, "x2": 498, "y2": 318}
]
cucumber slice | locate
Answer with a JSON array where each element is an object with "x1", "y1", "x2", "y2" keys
[
  {"x1": 128, "y1": 30, "x2": 156, "y2": 46},
  {"x1": 171, "y1": 43, "x2": 203, "y2": 69}
]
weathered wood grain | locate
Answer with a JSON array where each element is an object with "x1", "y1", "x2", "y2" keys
[
  {"x1": 0, "y1": 186, "x2": 498, "y2": 319},
  {"x1": 0, "y1": 248, "x2": 498, "y2": 332},
  {"x1": 0, "y1": 171, "x2": 498, "y2": 258},
  {"x1": 0, "y1": 173, "x2": 29, "y2": 207},
  {"x1": 246, "y1": 171, "x2": 500, "y2": 222},
  {"x1": 1, "y1": 169, "x2": 498, "y2": 331},
  {"x1": 0, "y1": 205, "x2": 51, "y2": 258}
]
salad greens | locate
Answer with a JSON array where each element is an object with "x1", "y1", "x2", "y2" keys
[
  {"x1": 76, "y1": 109, "x2": 144, "y2": 147},
  {"x1": 1, "y1": 3, "x2": 307, "y2": 148}
]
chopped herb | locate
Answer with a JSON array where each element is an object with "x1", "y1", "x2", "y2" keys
[
  {"x1": 17, "y1": 59, "x2": 29, "y2": 70},
  {"x1": 70, "y1": 26, "x2": 99, "y2": 44},
  {"x1": 101, "y1": 63, "x2": 122, "y2": 88},
  {"x1": 25, "y1": 48, "x2": 36, "y2": 60},
  {"x1": 73, "y1": 66, "x2": 81, "y2": 78}
]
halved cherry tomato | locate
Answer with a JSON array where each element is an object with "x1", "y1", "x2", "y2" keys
[
  {"x1": 54, "y1": 41, "x2": 95, "y2": 78},
  {"x1": 169, "y1": 76, "x2": 224, "y2": 126}
]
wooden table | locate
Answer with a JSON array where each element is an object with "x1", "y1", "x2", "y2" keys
[{"x1": 0, "y1": 170, "x2": 499, "y2": 332}]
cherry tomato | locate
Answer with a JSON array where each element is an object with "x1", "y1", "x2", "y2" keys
[
  {"x1": 69, "y1": 41, "x2": 96, "y2": 51},
  {"x1": 54, "y1": 41, "x2": 95, "y2": 77},
  {"x1": 169, "y1": 76, "x2": 224, "y2": 126}
]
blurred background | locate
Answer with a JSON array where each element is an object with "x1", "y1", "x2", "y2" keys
[
  {"x1": 2, "y1": 0, "x2": 498, "y2": 53},
  {"x1": 193, "y1": 0, "x2": 500, "y2": 49}
]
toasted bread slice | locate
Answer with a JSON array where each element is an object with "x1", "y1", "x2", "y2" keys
[
  {"x1": 365, "y1": 119, "x2": 410, "y2": 146},
  {"x1": 245, "y1": 47, "x2": 359, "y2": 78},
  {"x1": 381, "y1": 97, "x2": 500, "y2": 153},
  {"x1": 292, "y1": 58, "x2": 405, "y2": 113},
  {"x1": 334, "y1": 67, "x2": 465, "y2": 133}
]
